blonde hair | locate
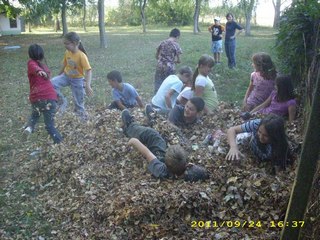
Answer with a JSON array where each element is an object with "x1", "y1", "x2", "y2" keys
[{"x1": 165, "y1": 145, "x2": 187, "y2": 176}]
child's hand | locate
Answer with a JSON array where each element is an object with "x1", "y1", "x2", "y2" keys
[
  {"x1": 225, "y1": 147, "x2": 242, "y2": 161},
  {"x1": 85, "y1": 85, "x2": 93, "y2": 96},
  {"x1": 37, "y1": 70, "x2": 48, "y2": 79}
]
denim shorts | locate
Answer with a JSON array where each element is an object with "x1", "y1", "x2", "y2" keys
[{"x1": 211, "y1": 40, "x2": 223, "y2": 53}]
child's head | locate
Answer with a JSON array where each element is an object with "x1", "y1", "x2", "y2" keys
[
  {"x1": 192, "y1": 54, "x2": 215, "y2": 90},
  {"x1": 28, "y1": 44, "x2": 45, "y2": 61},
  {"x1": 177, "y1": 66, "x2": 193, "y2": 84},
  {"x1": 107, "y1": 70, "x2": 122, "y2": 89},
  {"x1": 165, "y1": 145, "x2": 187, "y2": 176},
  {"x1": 169, "y1": 28, "x2": 180, "y2": 38},
  {"x1": 64, "y1": 32, "x2": 87, "y2": 55},
  {"x1": 226, "y1": 13, "x2": 234, "y2": 22},
  {"x1": 275, "y1": 75, "x2": 295, "y2": 102},
  {"x1": 184, "y1": 97, "x2": 205, "y2": 119},
  {"x1": 214, "y1": 17, "x2": 221, "y2": 25},
  {"x1": 252, "y1": 52, "x2": 277, "y2": 80},
  {"x1": 259, "y1": 114, "x2": 288, "y2": 168}
]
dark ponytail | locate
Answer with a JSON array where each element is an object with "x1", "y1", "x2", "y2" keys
[{"x1": 65, "y1": 32, "x2": 87, "y2": 56}]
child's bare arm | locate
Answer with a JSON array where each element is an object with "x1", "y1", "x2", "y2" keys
[
  {"x1": 165, "y1": 89, "x2": 176, "y2": 109},
  {"x1": 225, "y1": 125, "x2": 243, "y2": 160},
  {"x1": 128, "y1": 138, "x2": 156, "y2": 162},
  {"x1": 84, "y1": 69, "x2": 93, "y2": 96},
  {"x1": 250, "y1": 95, "x2": 272, "y2": 114},
  {"x1": 116, "y1": 100, "x2": 126, "y2": 110},
  {"x1": 243, "y1": 82, "x2": 254, "y2": 109},
  {"x1": 136, "y1": 96, "x2": 144, "y2": 108}
]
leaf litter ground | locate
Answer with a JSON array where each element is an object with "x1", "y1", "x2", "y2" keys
[{"x1": 1, "y1": 103, "x2": 304, "y2": 239}]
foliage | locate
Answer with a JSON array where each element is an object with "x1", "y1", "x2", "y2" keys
[
  {"x1": 148, "y1": 0, "x2": 194, "y2": 26},
  {"x1": 0, "y1": 0, "x2": 21, "y2": 18},
  {"x1": 276, "y1": 1, "x2": 320, "y2": 77}
]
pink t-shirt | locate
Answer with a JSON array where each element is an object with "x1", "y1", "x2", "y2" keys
[
  {"x1": 259, "y1": 90, "x2": 296, "y2": 117},
  {"x1": 247, "y1": 72, "x2": 275, "y2": 108}
]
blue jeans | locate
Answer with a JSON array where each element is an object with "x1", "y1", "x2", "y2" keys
[
  {"x1": 51, "y1": 74, "x2": 85, "y2": 115},
  {"x1": 225, "y1": 39, "x2": 236, "y2": 68},
  {"x1": 27, "y1": 100, "x2": 62, "y2": 144}
]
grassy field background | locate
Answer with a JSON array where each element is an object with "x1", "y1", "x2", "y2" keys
[{"x1": 0, "y1": 25, "x2": 278, "y2": 238}]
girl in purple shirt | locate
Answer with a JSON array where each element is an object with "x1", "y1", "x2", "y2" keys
[
  {"x1": 251, "y1": 75, "x2": 296, "y2": 122},
  {"x1": 243, "y1": 52, "x2": 277, "y2": 111}
]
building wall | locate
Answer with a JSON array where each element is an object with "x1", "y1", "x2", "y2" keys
[{"x1": 0, "y1": 14, "x2": 22, "y2": 35}]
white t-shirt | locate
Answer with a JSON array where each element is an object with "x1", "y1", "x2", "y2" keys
[
  {"x1": 152, "y1": 75, "x2": 183, "y2": 110},
  {"x1": 177, "y1": 86, "x2": 194, "y2": 102},
  {"x1": 195, "y1": 74, "x2": 218, "y2": 110}
]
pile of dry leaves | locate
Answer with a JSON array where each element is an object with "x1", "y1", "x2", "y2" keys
[{"x1": 14, "y1": 103, "x2": 305, "y2": 239}]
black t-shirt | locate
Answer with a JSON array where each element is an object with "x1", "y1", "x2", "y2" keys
[{"x1": 210, "y1": 25, "x2": 224, "y2": 41}]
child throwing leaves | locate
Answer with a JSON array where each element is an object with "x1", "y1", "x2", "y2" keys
[{"x1": 23, "y1": 44, "x2": 62, "y2": 144}]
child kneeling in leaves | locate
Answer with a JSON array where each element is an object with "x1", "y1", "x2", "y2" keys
[{"x1": 121, "y1": 109, "x2": 209, "y2": 182}]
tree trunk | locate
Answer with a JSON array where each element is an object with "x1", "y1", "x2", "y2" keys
[
  {"x1": 98, "y1": 0, "x2": 107, "y2": 48},
  {"x1": 54, "y1": 15, "x2": 61, "y2": 32},
  {"x1": 280, "y1": 33, "x2": 320, "y2": 239},
  {"x1": 245, "y1": 14, "x2": 252, "y2": 36},
  {"x1": 193, "y1": 0, "x2": 201, "y2": 34},
  {"x1": 82, "y1": 0, "x2": 87, "y2": 32},
  {"x1": 61, "y1": 0, "x2": 68, "y2": 36},
  {"x1": 272, "y1": 0, "x2": 281, "y2": 28},
  {"x1": 140, "y1": 0, "x2": 147, "y2": 33}
]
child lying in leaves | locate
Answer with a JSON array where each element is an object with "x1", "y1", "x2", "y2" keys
[{"x1": 121, "y1": 109, "x2": 209, "y2": 182}]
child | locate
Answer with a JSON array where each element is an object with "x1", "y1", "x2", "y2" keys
[
  {"x1": 23, "y1": 44, "x2": 62, "y2": 144},
  {"x1": 176, "y1": 76, "x2": 194, "y2": 106},
  {"x1": 107, "y1": 70, "x2": 144, "y2": 110},
  {"x1": 226, "y1": 114, "x2": 291, "y2": 170},
  {"x1": 151, "y1": 66, "x2": 193, "y2": 115},
  {"x1": 250, "y1": 75, "x2": 296, "y2": 122},
  {"x1": 225, "y1": 13, "x2": 243, "y2": 69},
  {"x1": 243, "y1": 52, "x2": 277, "y2": 111},
  {"x1": 121, "y1": 109, "x2": 209, "y2": 181},
  {"x1": 51, "y1": 32, "x2": 92, "y2": 118},
  {"x1": 208, "y1": 17, "x2": 225, "y2": 64},
  {"x1": 167, "y1": 97, "x2": 205, "y2": 127},
  {"x1": 154, "y1": 28, "x2": 182, "y2": 93},
  {"x1": 192, "y1": 54, "x2": 218, "y2": 114}
]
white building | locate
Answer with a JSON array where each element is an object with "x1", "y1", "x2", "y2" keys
[{"x1": 0, "y1": 14, "x2": 22, "y2": 35}]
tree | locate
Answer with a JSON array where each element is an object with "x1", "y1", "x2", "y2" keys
[
  {"x1": 137, "y1": 0, "x2": 147, "y2": 33},
  {"x1": 98, "y1": 0, "x2": 107, "y2": 48},
  {"x1": 193, "y1": 0, "x2": 201, "y2": 33},
  {"x1": 238, "y1": 0, "x2": 257, "y2": 36},
  {"x1": 82, "y1": 0, "x2": 87, "y2": 32},
  {"x1": 272, "y1": 0, "x2": 290, "y2": 28},
  {"x1": 0, "y1": 0, "x2": 20, "y2": 18}
]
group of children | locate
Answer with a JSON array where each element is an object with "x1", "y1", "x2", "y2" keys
[{"x1": 24, "y1": 30, "x2": 297, "y2": 181}]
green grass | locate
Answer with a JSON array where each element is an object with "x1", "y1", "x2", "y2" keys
[{"x1": 0, "y1": 25, "x2": 277, "y2": 238}]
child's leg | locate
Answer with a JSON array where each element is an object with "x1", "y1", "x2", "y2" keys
[
  {"x1": 42, "y1": 100, "x2": 63, "y2": 144},
  {"x1": 69, "y1": 78, "x2": 85, "y2": 115},
  {"x1": 27, "y1": 102, "x2": 42, "y2": 131},
  {"x1": 51, "y1": 74, "x2": 70, "y2": 113}
]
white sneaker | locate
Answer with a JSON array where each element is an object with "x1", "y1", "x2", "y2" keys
[{"x1": 22, "y1": 126, "x2": 32, "y2": 140}]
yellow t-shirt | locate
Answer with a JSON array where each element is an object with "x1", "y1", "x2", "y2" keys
[{"x1": 63, "y1": 50, "x2": 91, "y2": 78}]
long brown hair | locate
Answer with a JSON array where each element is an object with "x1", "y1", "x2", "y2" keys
[
  {"x1": 252, "y1": 52, "x2": 277, "y2": 80},
  {"x1": 64, "y1": 32, "x2": 87, "y2": 56},
  {"x1": 191, "y1": 54, "x2": 215, "y2": 90}
]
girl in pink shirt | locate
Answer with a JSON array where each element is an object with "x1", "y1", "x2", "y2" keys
[
  {"x1": 243, "y1": 53, "x2": 277, "y2": 111},
  {"x1": 251, "y1": 75, "x2": 296, "y2": 122}
]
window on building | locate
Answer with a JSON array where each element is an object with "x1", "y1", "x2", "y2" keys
[{"x1": 9, "y1": 18, "x2": 17, "y2": 28}]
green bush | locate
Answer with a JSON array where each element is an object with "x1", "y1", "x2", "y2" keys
[{"x1": 276, "y1": 1, "x2": 320, "y2": 84}]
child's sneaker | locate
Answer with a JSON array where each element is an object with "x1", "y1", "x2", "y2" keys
[
  {"x1": 121, "y1": 109, "x2": 134, "y2": 129},
  {"x1": 22, "y1": 126, "x2": 32, "y2": 140},
  {"x1": 145, "y1": 104, "x2": 156, "y2": 124}
]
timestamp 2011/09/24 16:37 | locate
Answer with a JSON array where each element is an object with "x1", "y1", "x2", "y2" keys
[{"x1": 191, "y1": 220, "x2": 305, "y2": 229}]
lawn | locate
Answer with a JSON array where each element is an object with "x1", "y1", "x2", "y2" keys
[{"x1": 0, "y1": 25, "x2": 296, "y2": 239}]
